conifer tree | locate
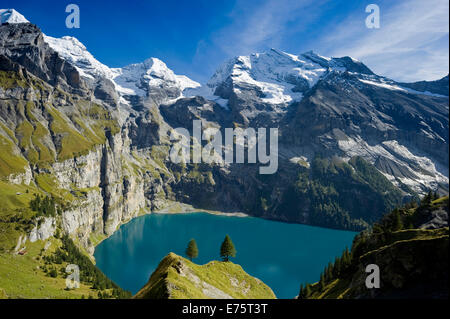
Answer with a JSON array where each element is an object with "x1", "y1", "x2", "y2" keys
[
  {"x1": 326, "y1": 262, "x2": 333, "y2": 282},
  {"x1": 319, "y1": 273, "x2": 325, "y2": 290},
  {"x1": 344, "y1": 247, "x2": 351, "y2": 266},
  {"x1": 372, "y1": 223, "x2": 383, "y2": 234},
  {"x1": 305, "y1": 284, "x2": 312, "y2": 297},
  {"x1": 185, "y1": 239, "x2": 199, "y2": 261},
  {"x1": 422, "y1": 191, "x2": 433, "y2": 205},
  {"x1": 333, "y1": 256, "x2": 342, "y2": 277},
  {"x1": 220, "y1": 234, "x2": 236, "y2": 262},
  {"x1": 299, "y1": 284, "x2": 305, "y2": 299},
  {"x1": 323, "y1": 265, "x2": 329, "y2": 282},
  {"x1": 392, "y1": 209, "x2": 403, "y2": 231}
]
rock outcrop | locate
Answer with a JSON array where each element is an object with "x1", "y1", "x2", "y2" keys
[
  {"x1": 133, "y1": 253, "x2": 276, "y2": 299},
  {"x1": 29, "y1": 216, "x2": 55, "y2": 242},
  {"x1": 0, "y1": 23, "x2": 87, "y2": 95}
]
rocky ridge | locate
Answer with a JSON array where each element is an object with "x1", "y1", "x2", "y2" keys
[
  {"x1": 301, "y1": 196, "x2": 449, "y2": 299},
  {"x1": 133, "y1": 252, "x2": 276, "y2": 299}
]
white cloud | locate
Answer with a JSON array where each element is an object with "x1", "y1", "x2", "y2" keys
[
  {"x1": 191, "y1": 0, "x2": 448, "y2": 83},
  {"x1": 317, "y1": 0, "x2": 449, "y2": 81},
  {"x1": 211, "y1": 0, "x2": 324, "y2": 56},
  {"x1": 191, "y1": 0, "x2": 327, "y2": 81}
]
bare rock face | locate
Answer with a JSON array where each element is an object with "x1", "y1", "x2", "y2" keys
[
  {"x1": 93, "y1": 78, "x2": 119, "y2": 107},
  {"x1": 284, "y1": 71, "x2": 449, "y2": 195},
  {"x1": 7, "y1": 165, "x2": 32, "y2": 185},
  {"x1": 29, "y1": 217, "x2": 56, "y2": 242},
  {"x1": 52, "y1": 132, "x2": 148, "y2": 250},
  {"x1": 160, "y1": 96, "x2": 231, "y2": 129},
  {"x1": 0, "y1": 23, "x2": 87, "y2": 95},
  {"x1": 419, "y1": 208, "x2": 448, "y2": 229},
  {"x1": 399, "y1": 75, "x2": 449, "y2": 96}
]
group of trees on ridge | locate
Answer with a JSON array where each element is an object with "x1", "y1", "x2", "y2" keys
[{"x1": 185, "y1": 234, "x2": 236, "y2": 262}]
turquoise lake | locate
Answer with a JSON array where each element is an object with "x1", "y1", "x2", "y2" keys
[{"x1": 94, "y1": 212, "x2": 356, "y2": 298}]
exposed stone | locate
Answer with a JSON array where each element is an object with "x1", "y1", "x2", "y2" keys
[{"x1": 29, "y1": 217, "x2": 56, "y2": 242}]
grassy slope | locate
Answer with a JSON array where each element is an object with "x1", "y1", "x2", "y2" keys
[
  {"x1": 309, "y1": 229, "x2": 448, "y2": 299},
  {"x1": 304, "y1": 196, "x2": 449, "y2": 299},
  {"x1": 0, "y1": 134, "x2": 29, "y2": 177},
  {"x1": 134, "y1": 253, "x2": 276, "y2": 299},
  {"x1": 0, "y1": 238, "x2": 96, "y2": 299},
  {"x1": 0, "y1": 181, "x2": 42, "y2": 252}
]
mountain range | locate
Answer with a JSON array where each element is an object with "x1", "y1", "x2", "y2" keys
[{"x1": 0, "y1": 9, "x2": 448, "y2": 256}]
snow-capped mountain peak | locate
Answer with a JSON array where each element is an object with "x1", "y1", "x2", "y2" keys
[
  {"x1": 111, "y1": 57, "x2": 200, "y2": 97},
  {"x1": 199, "y1": 48, "x2": 383, "y2": 114},
  {"x1": 0, "y1": 9, "x2": 29, "y2": 24},
  {"x1": 208, "y1": 49, "x2": 374, "y2": 91},
  {"x1": 204, "y1": 49, "x2": 334, "y2": 107},
  {"x1": 43, "y1": 35, "x2": 113, "y2": 81},
  {"x1": 43, "y1": 34, "x2": 200, "y2": 100}
]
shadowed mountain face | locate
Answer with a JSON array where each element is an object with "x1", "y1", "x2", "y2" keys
[
  {"x1": 0, "y1": 18, "x2": 448, "y2": 240},
  {"x1": 284, "y1": 72, "x2": 449, "y2": 184},
  {"x1": 399, "y1": 75, "x2": 449, "y2": 97},
  {"x1": 300, "y1": 196, "x2": 449, "y2": 299},
  {"x1": 0, "y1": 23, "x2": 86, "y2": 95}
]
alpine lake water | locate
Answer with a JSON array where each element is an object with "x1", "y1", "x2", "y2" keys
[{"x1": 94, "y1": 212, "x2": 357, "y2": 298}]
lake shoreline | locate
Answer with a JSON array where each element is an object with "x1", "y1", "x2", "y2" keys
[
  {"x1": 91, "y1": 201, "x2": 248, "y2": 250},
  {"x1": 94, "y1": 209, "x2": 357, "y2": 298},
  {"x1": 152, "y1": 201, "x2": 249, "y2": 218}
]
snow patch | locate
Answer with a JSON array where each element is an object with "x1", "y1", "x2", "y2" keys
[
  {"x1": 43, "y1": 35, "x2": 113, "y2": 81},
  {"x1": 110, "y1": 58, "x2": 199, "y2": 97},
  {"x1": 185, "y1": 85, "x2": 230, "y2": 110},
  {"x1": 338, "y1": 136, "x2": 448, "y2": 195},
  {"x1": 205, "y1": 49, "x2": 378, "y2": 109},
  {"x1": 0, "y1": 9, "x2": 29, "y2": 24},
  {"x1": 359, "y1": 78, "x2": 448, "y2": 98},
  {"x1": 289, "y1": 156, "x2": 310, "y2": 168}
]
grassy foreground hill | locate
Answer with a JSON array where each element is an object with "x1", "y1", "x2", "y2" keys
[
  {"x1": 133, "y1": 253, "x2": 276, "y2": 299},
  {"x1": 0, "y1": 234, "x2": 131, "y2": 299},
  {"x1": 299, "y1": 195, "x2": 449, "y2": 299}
]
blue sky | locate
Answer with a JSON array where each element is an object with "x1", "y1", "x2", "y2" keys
[{"x1": 3, "y1": 0, "x2": 449, "y2": 83}]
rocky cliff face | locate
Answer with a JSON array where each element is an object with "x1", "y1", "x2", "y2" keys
[
  {"x1": 399, "y1": 75, "x2": 449, "y2": 97},
  {"x1": 0, "y1": 23, "x2": 86, "y2": 95},
  {"x1": 51, "y1": 131, "x2": 148, "y2": 253}
]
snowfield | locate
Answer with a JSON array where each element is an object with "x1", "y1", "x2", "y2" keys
[{"x1": 0, "y1": 9, "x2": 29, "y2": 24}]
